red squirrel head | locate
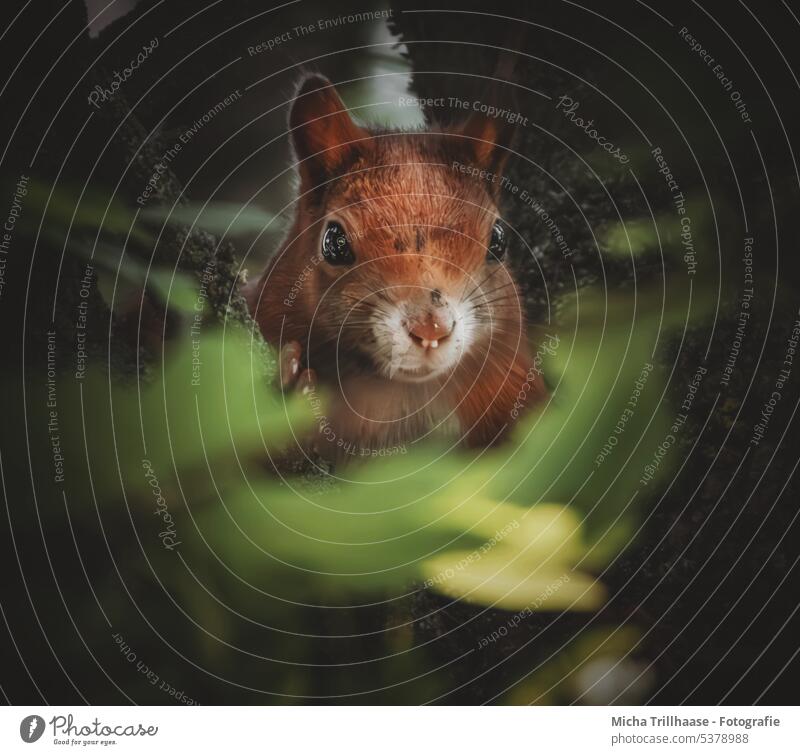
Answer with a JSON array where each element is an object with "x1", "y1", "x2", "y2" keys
[{"x1": 249, "y1": 74, "x2": 527, "y2": 391}]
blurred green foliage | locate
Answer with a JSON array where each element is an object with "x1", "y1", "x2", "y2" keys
[
  {"x1": 4, "y1": 52, "x2": 710, "y2": 695},
  {"x1": 6, "y1": 171, "x2": 694, "y2": 699}
]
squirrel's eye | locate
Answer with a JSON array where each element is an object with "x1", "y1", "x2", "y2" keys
[
  {"x1": 322, "y1": 221, "x2": 355, "y2": 266},
  {"x1": 487, "y1": 220, "x2": 507, "y2": 262}
]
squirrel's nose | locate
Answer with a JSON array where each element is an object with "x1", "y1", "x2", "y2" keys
[{"x1": 408, "y1": 313, "x2": 454, "y2": 349}]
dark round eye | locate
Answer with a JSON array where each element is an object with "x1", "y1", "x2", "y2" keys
[
  {"x1": 487, "y1": 220, "x2": 507, "y2": 262},
  {"x1": 322, "y1": 221, "x2": 355, "y2": 266}
]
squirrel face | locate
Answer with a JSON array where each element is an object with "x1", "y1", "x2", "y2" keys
[
  {"x1": 310, "y1": 182, "x2": 517, "y2": 383},
  {"x1": 247, "y1": 75, "x2": 539, "y2": 451},
  {"x1": 265, "y1": 75, "x2": 524, "y2": 386}
]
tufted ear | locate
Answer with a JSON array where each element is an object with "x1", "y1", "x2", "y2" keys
[
  {"x1": 455, "y1": 111, "x2": 516, "y2": 177},
  {"x1": 453, "y1": 43, "x2": 522, "y2": 177},
  {"x1": 289, "y1": 75, "x2": 369, "y2": 191}
]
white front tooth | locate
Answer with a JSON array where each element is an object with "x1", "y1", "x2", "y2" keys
[
  {"x1": 431, "y1": 340, "x2": 439, "y2": 349},
  {"x1": 421, "y1": 338, "x2": 429, "y2": 348}
]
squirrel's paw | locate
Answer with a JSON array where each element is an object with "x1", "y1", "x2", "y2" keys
[
  {"x1": 295, "y1": 368, "x2": 317, "y2": 396},
  {"x1": 279, "y1": 341, "x2": 302, "y2": 388},
  {"x1": 279, "y1": 341, "x2": 317, "y2": 396}
]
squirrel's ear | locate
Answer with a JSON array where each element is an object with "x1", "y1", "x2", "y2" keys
[
  {"x1": 289, "y1": 75, "x2": 368, "y2": 190},
  {"x1": 456, "y1": 112, "x2": 516, "y2": 176}
]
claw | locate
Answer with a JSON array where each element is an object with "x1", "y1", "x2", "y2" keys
[
  {"x1": 296, "y1": 368, "x2": 317, "y2": 396},
  {"x1": 279, "y1": 341, "x2": 303, "y2": 388}
]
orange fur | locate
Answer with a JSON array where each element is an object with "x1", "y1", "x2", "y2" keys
[{"x1": 246, "y1": 75, "x2": 545, "y2": 458}]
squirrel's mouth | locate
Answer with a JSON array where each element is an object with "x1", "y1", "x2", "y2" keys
[
  {"x1": 355, "y1": 294, "x2": 473, "y2": 383},
  {"x1": 407, "y1": 329, "x2": 452, "y2": 351},
  {"x1": 375, "y1": 325, "x2": 467, "y2": 384}
]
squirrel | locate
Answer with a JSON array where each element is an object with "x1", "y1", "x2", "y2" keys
[{"x1": 245, "y1": 74, "x2": 545, "y2": 460}]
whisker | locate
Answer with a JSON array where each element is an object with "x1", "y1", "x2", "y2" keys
[
  {"x1": 471, "y1": 295, "x2": 522, "y2": 309},
  {"x1": 460, "y1": 264, "x2": 505, "y2": 303},
  {"x1": 468, "y1": 281, "x2": 516, "y2": 302}
]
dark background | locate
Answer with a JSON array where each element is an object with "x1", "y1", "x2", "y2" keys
[{"x1": 0, "y1": 0, "x2": 798, "y2": 704}]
